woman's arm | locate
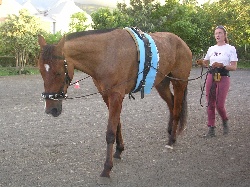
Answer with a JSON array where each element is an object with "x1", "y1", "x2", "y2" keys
[
  {"x1": 225, "y1": 61, "x2": 237, "y2": 71},
  {"x1": 212, "y1": 61, "x2": 237, "y2": 71}
]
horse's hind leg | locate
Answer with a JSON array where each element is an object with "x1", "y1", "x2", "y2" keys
[{"x1": 155, "y1": 77, "x2": 174, "y2": 136}]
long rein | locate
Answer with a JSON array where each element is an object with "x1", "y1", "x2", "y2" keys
[{"x1": 66, "y1": 65, "x2": 210, "y2": 100}]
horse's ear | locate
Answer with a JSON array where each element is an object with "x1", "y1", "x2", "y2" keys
[
  {"x1": 57, "y1": 35, "x2": 65, "y2": 51},
  {"x1": 38, "y1": 35, "x2": 46, "y2": 48}
]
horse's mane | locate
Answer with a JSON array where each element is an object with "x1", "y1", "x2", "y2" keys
[
  {"x1": 41, "y1": 44, "x2": 55, "y2": 62},
  {"x1": 40, "y1": 29, "x2": 117, "y2": 62},
  {"x1": 66, "y1": 28, "x2": 117, "y2": 41}
]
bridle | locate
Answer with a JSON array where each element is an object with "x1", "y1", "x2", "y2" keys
[{"x1": 41, "y1": 59, "x2": 72, "y2": 101}]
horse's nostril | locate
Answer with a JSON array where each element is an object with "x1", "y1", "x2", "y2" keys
[
  {"x1": 51, "y1": 108, "x2": 60, "y2": 117},
  {"x1": 44, "y1": 101, "x2": 62, "y2": 117}
]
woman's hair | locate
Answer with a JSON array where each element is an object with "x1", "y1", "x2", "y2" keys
[{"x1": 215, "y1": 25, "x2": 229, "y2": 43}]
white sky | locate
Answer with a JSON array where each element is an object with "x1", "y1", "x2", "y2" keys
[
  {"x1": 15, "y1": 0, "x2": 212, "y2": 8},
  {"x1": 74, "y1": 0, "x2": 211, "y2": 8}
]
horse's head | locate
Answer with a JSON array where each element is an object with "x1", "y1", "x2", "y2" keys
[{"x1": 38, "y1": 35, "x2": 73, "y2": 117}]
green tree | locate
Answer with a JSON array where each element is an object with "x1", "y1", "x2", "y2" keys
[
  {"x1": 91, "y1": 8, "x2": 114, "y2": 29},
  {"x1": 90, "y1": 0, "x2": 249, "y2": 60},
  {"x1": 0, "y1": 9, "x2": 43, "y2": 72},
  {"x1": 201, "y1": 0, "x2": 250, "y2": 59},
  {"x1": 148, "y1": 1, "x2": 203, "y2": 53},
  {"x1": 69, "y1": 12, "x2": 89, "y2": 32},
  {"x1": 41, "y1": 31, "x2": 63, "y2": 45},
  {"x1": 119, "y1": 1, "x2": 160, "y2": 32},
  {"x1": 91, "y1": 0, "x2": 160, "y2": 31},
  {"x1": 91, "y1": 8, "x2": 131, "y2": 29}
]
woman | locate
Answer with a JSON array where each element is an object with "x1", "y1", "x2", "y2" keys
[{"x1": 197, "y1": 25, "x2": 238, "y2": 137}]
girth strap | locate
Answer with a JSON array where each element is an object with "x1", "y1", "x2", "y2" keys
[
  {"x1": 125, "y1": 27, "x2": 153, "y2": 98},
  {"x1": 130, "y1": 27, "x2": 152, "y2": 98}
]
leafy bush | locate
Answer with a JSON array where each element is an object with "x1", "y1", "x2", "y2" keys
[{"x1": 0, "y1": 56, "x2": 15, "y2": 67}]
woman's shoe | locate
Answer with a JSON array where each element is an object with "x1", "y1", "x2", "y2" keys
[
  {"x1": 223, "y1": 120, "x2": 229, "y2": 135},
  {"x1": 203, "y1": 126, "x2": 216, "y2": 138}
]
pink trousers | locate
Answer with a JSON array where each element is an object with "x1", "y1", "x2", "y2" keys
[{"x1": 206, "y1": 73, "x2": 230, "y2": 127}]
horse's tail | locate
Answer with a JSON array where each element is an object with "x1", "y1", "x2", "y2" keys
[{"x1": 178, "y1": 87, "x2": 188, "y2": 134}]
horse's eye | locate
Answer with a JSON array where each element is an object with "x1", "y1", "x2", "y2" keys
[{"x1": 56, "y1": 72, "x2": 61, "y2": 76}]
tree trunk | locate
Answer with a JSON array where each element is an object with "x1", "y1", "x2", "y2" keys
[{"x1": 15, "y1": 51, "x2": 18, "y2": 67}]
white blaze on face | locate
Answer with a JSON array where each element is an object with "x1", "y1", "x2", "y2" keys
[{"x1": 44, "y1": 64, "x2": 50, "y2": 72}]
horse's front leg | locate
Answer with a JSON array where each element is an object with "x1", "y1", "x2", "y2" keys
[
  {"x1": 113, "y1": 122, "x2": 124, "y2": 159},
  {"x1": 168, "y1": 82, "x2": 187, "y2": 147},
  {"x1": 100, "y1": 92, "x2": 124, "y2": 178},
  {"x1": 100, "y1": 95, "x2": 124, "y2": 160}
]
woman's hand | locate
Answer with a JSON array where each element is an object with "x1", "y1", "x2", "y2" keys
[
  {"x1": 196, "y1": 59, "x2": 208, "y2": 67},
  {"x1": 196, "y1": 59, "x2": 203, "y2": 65},
  {"x1": 212, "y1": 62, "x2": 224, "y2": 68}
]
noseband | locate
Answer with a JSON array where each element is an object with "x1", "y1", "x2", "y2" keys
[{"x1": 41, "y1": 59, "x2": 71, "y2": 100}]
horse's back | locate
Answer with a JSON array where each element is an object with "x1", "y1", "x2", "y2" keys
[
  {"x1": 150, "y1": 32, "x2": 192, "y2": 82},
  {"x1": 63, "y1": 29, "x2": 192, "y2": 94},
  {"x1": 151, "y1": 32, "x2": 192, "y2": 61}
]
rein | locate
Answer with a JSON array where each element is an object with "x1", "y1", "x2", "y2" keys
[
  {"x1": 199, "y1": 67, "x2": 224, "y2": 108},
  {"x1": 199, "y1": 67, "x2": 209, "y2": 107},
  {"x1": 69, "y1": 75, "x2": 90, "y2": 86},
  {"x1": 67, "y1": 69, "x2": 146, "y2": 100},
  {"x1": 66, "y1": 64, "x2": 210, "y2": 100},
  {"x1": 41, "y1": 54, "x2": 209, "y2": 101},
  {"x1": 151, "y1": 66, "x2": 210, "y2": 82}
]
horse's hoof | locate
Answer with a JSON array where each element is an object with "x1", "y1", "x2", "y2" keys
[
  {"x1": 165, "y1": 145, "x2": 173, "y2": 149},
  {"x1": 168, "y1": 130, "x2": 172, "y2": 135},
  {"x1": 113, "y1": 152, "x2": 121, "y2": 159},
  {"x1": 100, "y1": 169, "x2": 111, "y2": 178}
]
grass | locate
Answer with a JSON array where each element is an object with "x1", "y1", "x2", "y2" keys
[
  {"x1": 0, "y1": 67, "x2": 40, "y2": 76},
  {"x1": 0, "y1": 60, "x2": 249, "y2": 76},
  {"x1": 237, "y1": 60, "x2": 250, "y2": 69}
]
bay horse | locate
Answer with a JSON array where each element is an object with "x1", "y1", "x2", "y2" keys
[{"x1": 38, "y1": 28, "x2": 192, "y2": 178}]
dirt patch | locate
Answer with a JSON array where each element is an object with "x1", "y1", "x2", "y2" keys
[{"x1": 0, "y1": 68, "x2": 249, "y2": 187}]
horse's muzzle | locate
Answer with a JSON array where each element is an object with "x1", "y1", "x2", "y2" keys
[
  {"x1": 45, "y1": 101, "x2": 62, "y2": 117},
  {"x1": 46, "y1": 107, "x2": 61, "y2": 117}
]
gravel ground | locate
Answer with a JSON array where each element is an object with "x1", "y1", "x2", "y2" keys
[{"x1": 0, "y1": 68, "x2": 249, "y2": 187}]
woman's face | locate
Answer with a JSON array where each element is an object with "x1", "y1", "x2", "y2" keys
[{"x1": 214, "y1": 28, "x2": 226, "y2": 43}]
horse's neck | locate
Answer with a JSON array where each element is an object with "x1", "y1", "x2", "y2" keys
[{"x1": 65, "y1": 37, "x2": 107, "y2": 79}]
